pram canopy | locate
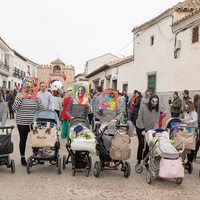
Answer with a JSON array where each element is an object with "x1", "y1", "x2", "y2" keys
[
  {"x1": 69, "y1": 117, "x2": 89, "y2": 129},
  {"x1": 33, "y1": 110, "x2": 60, "y2": 130}
]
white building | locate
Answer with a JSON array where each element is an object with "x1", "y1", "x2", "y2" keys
[
  {"x1": 0, "y1": 36, "x2": 38, "y2": 89},
  {"x1": 85, "y1": 53, "x2": 119, "y2": 90},
  {"x1": 74, "y1": 72, "x2": 89, "y2": 85}
]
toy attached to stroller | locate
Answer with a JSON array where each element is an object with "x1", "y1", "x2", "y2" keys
[
  {"x1": 63, "y1": 117, "x2": 95, "y2": 176},
  {"x1": 135, "y1": 129, "x2": 185, "y2": 184},
  {"x1": 26, "y1": 110, "x2": 61, "y2": 174},
  {"x1": 94, "y1": 122, "x2": 132, "y2": 178},
  {"x1": 0, "y1": 126, "x2": 15, "y2": 173}
]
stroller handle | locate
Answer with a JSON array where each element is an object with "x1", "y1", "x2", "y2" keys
[
  {"x1": 172, "y1": 125, "x2": 198, "y2": 131},
  {"x1": 116, "y1": 124, "x2": 129, "y2": 129},
  {"x1": 0, "y1": 126, "x2": 14, "y2": 130}
]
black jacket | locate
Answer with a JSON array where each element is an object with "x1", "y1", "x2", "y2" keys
[{"x1": 130, "y1": 96, "x2": 142, "y2": 124}]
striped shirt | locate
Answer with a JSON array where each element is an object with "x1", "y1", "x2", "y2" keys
[{"x1": 12, "y1": 94, "x2": 44, "y2": 125}]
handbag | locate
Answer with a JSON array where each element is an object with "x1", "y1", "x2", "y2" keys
[
  {"x1": 31, "y1": 122, "x2": 55, "y2": 148},
  {"x1": 0, "y1": 134, "x2": 13, "y2": 155},
  {"x1": 159, "y1": 157, "x2": 184, "y2": 178},
  {"x1": 174, "y1": 130, "x2": 196, "y2": 150},
  {"x1": 110, "y1": 132, "x2": 131, "y2": 160}
]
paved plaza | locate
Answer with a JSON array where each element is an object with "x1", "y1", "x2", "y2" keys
[{"x1": 0, "y1": 118, "x2": 200, "y2": 200}]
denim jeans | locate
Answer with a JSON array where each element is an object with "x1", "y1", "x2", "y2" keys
[{"x1": 128, "y1": 108, "x2": 132, "y2": 120}]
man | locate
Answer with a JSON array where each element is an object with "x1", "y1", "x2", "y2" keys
[
  {"x1": 141, "y1": 90, "x2": 150, "y2": 105},
  {"x1": 169, "y1": 91, "x2": 182, "y2": 117},
  {"x1": 123, "y1": 90, "x2": 129, "y2": 106},
  {"x1": 127, "y1": 90, "x2": 138, "y2": 120},
  {"x1": 180, "y1": 90, "x2": 192, "y2": 117},
  {"x1": 38, "y1": 82, "x2": 53, "y2": 110}
]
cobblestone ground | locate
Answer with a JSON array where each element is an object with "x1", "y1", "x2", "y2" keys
[{"x1": 0, "y1": 118, "x2": 200, "y2": 200}]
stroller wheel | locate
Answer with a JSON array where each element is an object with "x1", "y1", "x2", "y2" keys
[
  {"x1": 176, "y1": 178, "x2": 183, "y2": 185},
  {"x1": 10, "y1": 159, "x2": 15, "y2": 173},
  {"x1": 86, "y1": 156, "x2": 92, "y2": 177},
  {"x1": 123, "y1": 162, "x2": 131, "y2": 178},
  {"x1": 27, "y1": 157, "x2": 32, "y2": 174},
  {"x1": 146, "y1": 170, "x2": 153, "y2": 184},
  {"x1": 88, "y1": 156, "x2": 92, "y2": 170},
  {"x1": 94, "y1": 161, "x2": 101, "y2": 177},
  {"x1": 57, "y1": 157, "x2": 61, "y2": 174},
  {"x1": 63, "y1": 155, "x2": 66, "y2": 170},
  {"x1": 188, "y1": 162, "x2": 193, "y2": 174},
  {"x1": 135, "y1": 163, "x2": 143, "y2": 173}
]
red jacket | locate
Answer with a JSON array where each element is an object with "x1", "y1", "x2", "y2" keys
[
  {"x1": 130, "y1": 96, "x2": 137, "y2": 109},
  {"x1": 60, "y1": 97, "x2": 71, "y2": 120}
]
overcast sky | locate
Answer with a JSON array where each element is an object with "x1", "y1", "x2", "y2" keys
[{"x1": 0, "y1": 0, "x2": 183, "y2": 75}]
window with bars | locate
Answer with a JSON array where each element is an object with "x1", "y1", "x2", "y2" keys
[
  {"x1": 192, "y1": 26, "x2": 199, "y2": 44},
  {"x1": 150, "y1": 36, "x2": 154, "y2": 46}
]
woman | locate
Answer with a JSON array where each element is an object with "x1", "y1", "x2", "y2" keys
[
  {"x1": 8, "y1": 90, "x2": 15, "y2": 119},
  {"x1": 136, "y1": 94, "x2": 160, "y2": 168},
  {"x1": 60, "y1": 90, "x2": 73, "y2": 138},
  {"x1": 130, "y1": 91, "x2": 142, "y2": 125},
  {"x1": 12, "y1": 93, "x2": 43, "y2": 166},
  {"x1": 52, "y1": 90, "x2": 62, "y2": 117},
  {"x1": 193, "y1": 94, "x2": 200, "y2": 111},
  {"x1": 0, "y1": 93, "x2": 8, "y2": 126},
  {"x1": 181, "y1": 101, "x2": 198, "y2": 167}
]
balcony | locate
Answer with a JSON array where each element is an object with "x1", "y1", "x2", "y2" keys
[
  {"x1": 13, "y1": 67, "x2": 20, "y2": 76},
  {"x1": 0, "y1": 60, "x2": 9, "y2": 72}
]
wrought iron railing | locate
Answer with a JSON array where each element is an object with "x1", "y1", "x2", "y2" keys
[{"x1": 0, "y1": 61, "x2": 9, "y2": 72}]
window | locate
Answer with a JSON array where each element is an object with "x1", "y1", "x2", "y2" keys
[
  {"x1": 150, "y1": 36, "x2": 154, "y2": 46},
  {"x1": 123, "y1": 83, "x2": 128, "y2": 92},
  {"x1": 192, "y1": 26, "x2": 199, "y2": 43},
  {"x1": 8, "y1": 81, "x2": 11, "y2": 89},
  {"x1": 27, "y1": 65, "x2": 30, "y2": 74},
  {"x1": 53, "y1": 65, "x2": 61, "y2": 73},
  {"x1": 100, "y1": 80, "x2": 104, "y2": 90},
  {"x1": 148, "y1": 74, "x2": 156, "y2": 94}
]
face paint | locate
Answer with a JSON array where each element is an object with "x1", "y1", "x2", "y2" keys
[
  {"x1": 151, "y1": 98, "x2": 158, "y2": 108},
  {"x1": 184, "y1": 104, "x2": 190, "y2": 113},
  {"x1": 145, "y1": 93, "x2": 149, "y2": 98}
]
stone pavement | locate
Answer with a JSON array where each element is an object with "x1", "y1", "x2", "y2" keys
[{"x1": 0, "y1": 118, "x2": 200, "y2": 200}]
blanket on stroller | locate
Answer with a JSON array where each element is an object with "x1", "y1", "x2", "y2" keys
[
  {"x1": 146, "y1": 130, "x2": 179, "y2": 159},
  {"x1": 69, "y1": 124, "x2": 96, "y2": 154}
]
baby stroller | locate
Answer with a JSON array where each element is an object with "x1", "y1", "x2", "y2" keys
[
  {"x1": 63, "y1": 118, "x2": 94, "y2": 176},
  {"x1": 0, "y1": 126, "x2": 15, "y2": 173},
  {"x1": 135, "y1": 129, "x2": 185, "y2": 184},
  {"x1": 94, "y1": 123, "x2": 131, "y2": 178},
  {"x1": 26, "y1": 110, "x2": 61, "y2": 174},
  {"x1": 170, "y1": 124, "x2": 198, "y2": 174}
]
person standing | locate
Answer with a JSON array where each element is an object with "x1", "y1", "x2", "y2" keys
[
  {"x1": 52, "y1": 90, "x2": 62, "y2": 118},
  {"x1": 181, "y1": 90, "x2": 192, "y2": 118},
  {"x1": 118, "y1": 92, "x2": 126, "y2": 124},
  {"x1": 169, "y1": 91, "x2": 182, "y2": 118},
  {"x1": 193, "y1": 94, "x2": 200, "y2": 111},
  {"x1": 0, "y1": 93, "x2": 8, "y2": 126},
  {"x1": 60, "y1": 90, "x2": 73, "y2": 138},
  {"x1": 136, "y1": 95, "x2": 159, "y2": 167},
  {"x1": 181, "y1": 101, "x2": 198, "y2": 169},
  {"x1": 38, "y1": 82, "x2": 53, "y2": 110},
  {"x1": 130, "y1": 91, "x2": 142, "y2": 126},
  {"x1": 123, "y1": 90, "x2": 129, "y2": 106},
  {"x1": 12, "y1": 93, "x2": 43, "y2": 166},
  {"x1": 141, "y1": 90, "x2": 150, "y2": 106},
  {"x1": 127, "y1": 90, "x2": 138, "y2": 120}
]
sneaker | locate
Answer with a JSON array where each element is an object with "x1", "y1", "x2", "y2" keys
[{"x1": 145, "y1": 163, "x2": 149, "y2": 170}]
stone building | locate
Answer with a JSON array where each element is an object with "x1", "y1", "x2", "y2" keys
[{"x1": 37, "y1": 59, "x2": 75, "y2": 91}]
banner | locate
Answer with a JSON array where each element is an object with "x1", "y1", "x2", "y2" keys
[
  {"x1": 21, "y1": 77, "x2": 38, "y2": 98},
  {"x1": 102, "y1": 90, "x2": 118, "y2": 111},
  {"x1": 73, "y1": 85, "x2": 88, "y2": 104}
]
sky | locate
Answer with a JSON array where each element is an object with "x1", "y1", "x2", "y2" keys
[{"x1": 0, "y1": 0, "x2": 184, "y2": 75}]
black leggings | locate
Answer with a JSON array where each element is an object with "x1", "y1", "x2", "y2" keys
[
  {"x1": 17, "y1": 125, "x2": 30, "y2": 156},
  {"x1": 136, "y1": 126, "x2": 149, "y2": 162}
]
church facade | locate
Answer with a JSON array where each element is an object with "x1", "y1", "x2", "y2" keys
[{"x1": 37, "y1": 59, "x2": 75, "y2": 90}]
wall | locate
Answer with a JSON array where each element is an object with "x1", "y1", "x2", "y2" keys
[{"x1": 87, "y1": 54, "x2": 118, "y2": 74}]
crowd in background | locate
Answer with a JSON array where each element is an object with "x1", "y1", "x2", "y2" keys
[{"x1": 0, "y1": 83, "x2": 200, "y2": 167}]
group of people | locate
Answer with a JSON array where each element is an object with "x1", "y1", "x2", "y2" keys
[{"x1": 0, "y1": 82, "x2": 200, "y2": 169}]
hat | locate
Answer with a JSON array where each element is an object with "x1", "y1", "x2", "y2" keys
[{"x1": 74, "y1": 125, "x2": 83, "y2": 133}]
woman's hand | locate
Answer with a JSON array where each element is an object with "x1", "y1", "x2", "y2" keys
[
  {"x1": 186, "y1": 121, "x2": 191, "y2": 125},
  {"x1": 85, "y1": 101, "x2": 89, "y2": 107},
  {"x1": 142, "y1": 130, "x2": 146, "y2": 136},
  {"x1": 99, "y1": 105, "x2": 102, "y2": 111},
  {"x1": 19, "y1": 94, "x2": 24, "y2": 101},
  {"x1": 111, "y1": 119, "x2": 117, "y2": 122},
  {"x1": 36, "y1": 94, "x2": 39, "y2": 100}
]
